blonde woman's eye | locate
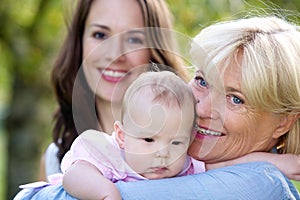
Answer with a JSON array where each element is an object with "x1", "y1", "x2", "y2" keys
[
  {"x1": 229, "y1": 95, "x2": 244, "y2": 105},
  {"x1": 194, "y1": 76, "x2": 208, "y2": 87}
]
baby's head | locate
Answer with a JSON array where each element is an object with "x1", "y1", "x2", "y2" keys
[{"x1": 114, "y1": 71, "x2": 195, "y2": 179}]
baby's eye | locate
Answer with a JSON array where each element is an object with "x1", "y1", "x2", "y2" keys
[
  {"x1": 194, "y1": 76, "x2": 208, "y2": 87},
  {"x1": 171, "y1": 141, "x2": 182, "y2": 145},
  {"x1": 92, "y1": 31, "x2": 107, "y2": 40},
  {"x1": 144, "y1": 138, "x2": 154, "y2": 143}
]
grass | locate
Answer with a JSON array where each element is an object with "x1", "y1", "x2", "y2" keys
[{"x1": 292, "y1": 181, "x2": 300, "y2": 192}]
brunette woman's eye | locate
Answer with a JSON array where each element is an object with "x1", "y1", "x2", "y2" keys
[
  {"x1": 128, "y1": 37, "x2": 144, "y2": 44},
  {"x1": 144, "y1": 138, "x2": 154, "y2": 143},
  {"x1": 194, "y1": 76, "x2": 208, "y2": 87},
  {"x1": 93, "y1": 31, "x2": 107, "y2": 39}
]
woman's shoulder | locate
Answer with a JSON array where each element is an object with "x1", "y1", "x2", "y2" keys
[{"x1": 45, "y1": 143, "x2": 61, "y2": 176}]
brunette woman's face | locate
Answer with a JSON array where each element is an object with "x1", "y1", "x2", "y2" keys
[
  {"x1": 188, "y1": 59, "x2": 282, "y2": 163},
  {"x1": 82, "y1": 0, "x2": 150, "y2": 103}
]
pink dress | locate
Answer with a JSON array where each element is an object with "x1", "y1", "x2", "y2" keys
[{"x1": 61, "y1": 130, "x2": 206, "y2": 182}]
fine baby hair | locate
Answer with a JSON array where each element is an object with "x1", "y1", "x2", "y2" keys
[{"x1": 121, "y1": 70, "x2": 195, "y2": 124}]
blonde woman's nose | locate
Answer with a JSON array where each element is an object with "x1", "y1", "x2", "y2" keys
[{"x1": 196, "y1": 92, "x2": 225, "y2": 120}]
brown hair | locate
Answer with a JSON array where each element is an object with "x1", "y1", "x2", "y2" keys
[{"x1": 51, "y1": 0, "x2": 189, "y2": 162}]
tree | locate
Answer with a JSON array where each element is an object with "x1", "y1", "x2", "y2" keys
[{"x1": 1, "y1": 0, "x2": 63, "y2": 198}]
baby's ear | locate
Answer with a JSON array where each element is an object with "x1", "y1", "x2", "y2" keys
[
  {"x1": 272, "y1": 113, "x2": 299, "y2": 139},
  {"x1": 114, "y1": 121, "x2": 125, "y2": 149}
]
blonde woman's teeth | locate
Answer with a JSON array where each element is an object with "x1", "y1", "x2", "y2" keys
[{"x1": 195, "y1": 125, "x2": 223, "y2": 136}]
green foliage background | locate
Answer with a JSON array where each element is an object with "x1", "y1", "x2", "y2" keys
[{"x1": 0, "y1": 0, "x2": 299, "y2": 199}]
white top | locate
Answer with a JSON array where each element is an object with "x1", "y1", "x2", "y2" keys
[{"x1": 45, "y1": 143, "x2": 61, "y2": 178}]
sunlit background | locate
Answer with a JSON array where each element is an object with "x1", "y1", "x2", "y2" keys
[{"x1": 0, "y1": 0, "x2": 299, "y2": 199}]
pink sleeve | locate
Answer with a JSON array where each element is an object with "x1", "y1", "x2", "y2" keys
[
  {"x1": 60, "y1": 130, "x2": 124, "y2": 181},
  {"x1": 191, "y1": 158, "x2": 206, "y2": 174}
]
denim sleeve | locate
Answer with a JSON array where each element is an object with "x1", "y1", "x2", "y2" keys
[
  {"x1": 14, "y1": 162, "x2": 299, "y2": 200},
  {"x1": 116, "y1": 162, "x2": 300, "y2": 200}
]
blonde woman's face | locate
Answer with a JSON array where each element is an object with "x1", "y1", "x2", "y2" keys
[
  {"x1": 188, "y1": 60, "x2": 282, "y2": 163},
  {"x1": 82, "y1": 0, "x2": 150, "y2": 103}
]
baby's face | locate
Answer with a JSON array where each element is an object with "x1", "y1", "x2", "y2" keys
[{"x1": 121, "y1": 96, "x2": 194, "y2": 179}]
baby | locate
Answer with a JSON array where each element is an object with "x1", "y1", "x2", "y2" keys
[{"x1": 61, "y1": 71, "x2": 205, "y2": 199}]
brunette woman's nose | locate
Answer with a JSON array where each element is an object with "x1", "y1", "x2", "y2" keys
[{"x1": 104, "y1": 36, "x2": 125, "y2": 62}]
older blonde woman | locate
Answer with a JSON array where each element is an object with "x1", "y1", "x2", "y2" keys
[{"x1": 119, "y1": 15, "x2": 300, "y2": 199}]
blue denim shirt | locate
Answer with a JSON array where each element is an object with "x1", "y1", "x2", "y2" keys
[{"x1": 14, "y1": 162, "x2": 300, "y2": 200}]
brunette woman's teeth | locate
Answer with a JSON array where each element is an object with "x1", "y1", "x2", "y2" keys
[
  {"x1": 194, "y1": 124, "x2": 223, "y2": 136},
  {"x1": 102, "y1": 69, "x2": 126, "y2": 78}
]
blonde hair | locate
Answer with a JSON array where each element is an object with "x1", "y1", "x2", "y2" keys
[{"x1": 191, "y1": 16, "x2": 300, "y2": 155}]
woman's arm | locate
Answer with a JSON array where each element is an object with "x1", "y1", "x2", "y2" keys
[
  {"x1": 62, "y1": 160, "x2": 121, "y2": 200},
  {"x1": 116, "y1": 162, "x2": 299, "y2": 200},
  {"x1": 207, "y1": 152, "x2": 300, "y2": 181},
  {"x1": 38, "y1": 143, "x2": 61, "y2": 181},
  {"x1": 14, "y1": 162, "x2": 299, "y2": 200}
]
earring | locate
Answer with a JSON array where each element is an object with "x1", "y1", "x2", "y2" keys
[
  {"x1": 149, "y1": 60, "x2": 160, "y2": 72},
  {"x1": 196, "y1": 99, "x2": 200, "y2": 104},
  {"x1": 276, "y1": 142, "x2": 285, "y2": 150}
]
